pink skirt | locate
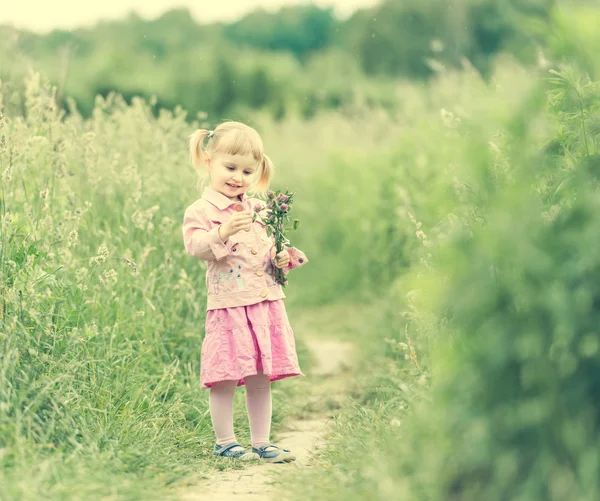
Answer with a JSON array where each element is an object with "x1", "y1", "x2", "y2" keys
[{"x1": 200, "y1": 299, "x2": 303, "y2": 389}]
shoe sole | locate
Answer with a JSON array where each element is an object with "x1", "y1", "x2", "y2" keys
[
  {"x1": 260, "y1": 452, "x2": 296, "y2": 464},
  {"x1": 213, "y1": 452, "x2": 260, "y2": 461}
]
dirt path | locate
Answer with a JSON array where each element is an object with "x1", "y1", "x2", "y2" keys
[{"x1": 177, "y1": 337, "x2": 354, "y2": 501}]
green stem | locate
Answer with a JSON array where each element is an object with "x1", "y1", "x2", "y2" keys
[{"x1": 577, "y1": 87, "x2": 590, "y2": 157}]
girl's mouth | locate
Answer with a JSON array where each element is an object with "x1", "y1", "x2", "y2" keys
[{"x1": 227, "y1": 183, "x2": 241, "y2": 189}]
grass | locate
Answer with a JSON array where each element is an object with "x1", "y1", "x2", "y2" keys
[
  {"x1": 0, "y1": 68, "x2": 405, "y2": 499},
  {"x1": 2, "y1": 33, "x2": 599, "y2": 499}
]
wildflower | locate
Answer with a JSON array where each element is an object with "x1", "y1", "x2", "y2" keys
[
  {"x1": 252, "y1": 189, "x2": 299, "y2": 287},
  {"x1": 488, "y1": 141, "x2": 501, "y2": 155},
  {"x1": 542, "y1": 205, "x2": 560, "y2": 223},
  {"x1": 2, "y1": 165, "x2": 11, "y2": 182},
  {"x1": 440, "y1": 108, "x2": 460, "y2": 129},
  {"x1": 132, "y1": 205, "x2": 160, "y2": 231},
  {"x1": 39, "y1": 188, "x2": 49, "y2": 200},
  {"x1": 89, "y1": 244, "x2": 109, "y2": 266},
  {"x1": 254, "y1": 203, "x2": 263, "y2": 212},
  {"x1": 390, "y1": 419, "x2": 402, "y2": 428},
  {"x1": 160, "y1": 216, "x2": 174, "y2": 234},
  {"x1": 68, "y1": 230, "x2": 79, "y2": 247},
  {"x1": 2, "y1": 211, "x2": 12, "y2": 226},
  {"x1": 75, "y1": 267, "x2": 88, "y2": 282},
  {"x1": 122, "y1": 257, "x2": 139, "y2": 276}
]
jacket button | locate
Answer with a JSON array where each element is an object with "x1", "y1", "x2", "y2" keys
[
  {"x1": 235, "y1": 205, "x2": 243, "y2": 212},
  {"x1": 256, "y1": 270, "x2": 264, "y2": 277},
  {"x1": 260, "y1": 290, "x2": 268, "y2": 298},
  {"x1": 251, "y1": 248, "x2": 258, "y2": 255}
]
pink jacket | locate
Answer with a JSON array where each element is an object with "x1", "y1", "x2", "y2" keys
[{"x1": 183, "y1": 187, "x2": 308, "y2": 310}]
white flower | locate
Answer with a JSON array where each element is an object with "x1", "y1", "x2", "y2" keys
[{"x1": 390, "y1": 419, "x2": 402, "y2": 428}]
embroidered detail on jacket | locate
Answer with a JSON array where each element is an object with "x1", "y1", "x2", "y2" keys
[
  {"x1": 211, "y1": 274, "x2": 221, "y2": 296},
  {"x1": 210, "y1": 271, "x2": 238, "y2": 295}
]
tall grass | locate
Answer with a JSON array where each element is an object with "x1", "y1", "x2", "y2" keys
[
  {"x1": 0, "y1": 60, "x2": 414, "y2": 497},
  {"x1": 277, "y1": 53, "x2": 600, "y2": 500},
  {"x1": 2, "y1": 28, "x2": 598, "y2": 499},
  {"x1": 0, "y1": 73, "x2": 325, "y2": 499}
]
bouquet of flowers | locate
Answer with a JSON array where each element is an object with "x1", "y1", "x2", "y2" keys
[{"x1": 252, "y1": 189, "x2": 300, "y2": 287}]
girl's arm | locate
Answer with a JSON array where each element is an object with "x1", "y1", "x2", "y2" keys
[{"x1": 183, "y1": 205, "x2": 231, "y2": 261}]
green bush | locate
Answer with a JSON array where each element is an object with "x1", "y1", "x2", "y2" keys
[{"x1": 276, "y1": 58, "x2": 600, "y2": 501}]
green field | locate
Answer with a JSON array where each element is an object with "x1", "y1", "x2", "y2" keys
[{"x1": 2, "y1": 1, "x2": 600, "y2": 499}]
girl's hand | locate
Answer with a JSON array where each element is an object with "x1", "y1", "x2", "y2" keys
[
  {"x1": 273, "y1": 249, "x2": 290, "y2": 269},
  {"x1": 220, "y1": 210, "x2": 252, "y2": 241}
]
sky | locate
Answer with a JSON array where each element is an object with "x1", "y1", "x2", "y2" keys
[{"x1": 1, "y1": 0, "x2": 381, "y2": 33}]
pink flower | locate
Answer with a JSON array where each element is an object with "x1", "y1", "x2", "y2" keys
[
  {"x1": 280, "y1": 203, "x2": 289, "y2": 212},
  {"x1": 253, "y1": 203, "x2": 263, "y2": 212},
  {"x1": 281, "y1": 195, "x2": 290, "y2": 203}
]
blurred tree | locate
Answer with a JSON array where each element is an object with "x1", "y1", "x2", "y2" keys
[
  {"x1": 342, "y1": 0, "x2": 554, "y2": 79},
  {"x1": 246, "y1": 67, "x2": 272, "y2": 109},
  {"x1": 211, "y1": 58, "x2": 238, "y2": 118},
  {"x1": 340, "y1": 0, "x2": 471, "y2": 79},
  {"x1": 3, "y1": 0, "x2": 594, "y2": 120},
  {"x1": 224, "y1": 5, "x2": 336, "y2": 60},
  {"x1": 466, "y1": 0, "x2": 555, "y2": 75}
]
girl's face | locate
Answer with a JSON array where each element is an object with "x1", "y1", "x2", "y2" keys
[{"x1": 205, "y1": 152, "x2": 259, "y2": 201}]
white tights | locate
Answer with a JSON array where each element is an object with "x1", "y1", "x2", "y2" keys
[{"x1": 209, "y1": 373, "x2": 272, "y2": 449}]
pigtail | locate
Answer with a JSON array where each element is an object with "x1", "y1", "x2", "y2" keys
[
  {"x1": 189, "y1": 129, "x2": 210, "y2": 169},
  {"x1": 254, "y1": 154, "x2": 274, "y2": 196}
]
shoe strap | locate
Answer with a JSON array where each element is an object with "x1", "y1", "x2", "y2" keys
[
  {"x1": 218, "y1": 442, "x2": 243, "y2": 455},
  {"x1": 258, "y1": 444, "x2": 279, "y2": 452}
]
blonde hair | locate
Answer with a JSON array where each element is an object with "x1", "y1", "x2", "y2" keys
[{"x1": 189, "y1": 121, "x2": 274, "y2": 197}]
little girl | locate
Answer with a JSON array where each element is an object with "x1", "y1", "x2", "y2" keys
[{"x1": 182, "y1": 121, "x2": 308, "y2": 463}]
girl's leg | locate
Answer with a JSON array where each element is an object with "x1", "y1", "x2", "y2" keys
[
  {"x1": 244, "y1": 374, "x2": 272, "y2": 449},
  {"x1": 209, "y1": 380, "x2": 238, "y2": 446}
]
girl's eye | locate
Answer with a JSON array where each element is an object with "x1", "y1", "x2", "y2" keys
[
  {"x1": 227, "y1": 166, "x2": 235, "y2": 171},
  {"x1": 244, "y1": 171, "x2": 251, "y2": 175}
]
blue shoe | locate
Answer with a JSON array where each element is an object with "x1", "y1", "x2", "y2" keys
[
  {"x1": 213, "y1": 442, "x2": 259, "y2": 461},
  {"x1": 251, "y1": 444, "x2": 296, "y2": 463}
]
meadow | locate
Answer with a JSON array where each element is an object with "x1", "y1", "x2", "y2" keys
[{"x1": 2, "y1": 2, "x2": 600, "y2": 499}]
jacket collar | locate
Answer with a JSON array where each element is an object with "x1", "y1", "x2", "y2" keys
[{"x1": 202, "y1": 186, "x2": 248, "y2": 210}]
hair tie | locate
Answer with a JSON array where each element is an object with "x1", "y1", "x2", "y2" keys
[{"x1": 207, "y1": 130, "x2": 214, "y2": 140}]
